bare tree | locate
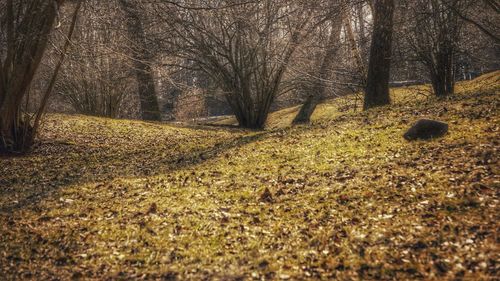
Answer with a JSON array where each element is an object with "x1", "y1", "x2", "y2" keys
[
  {"x1": 402, "y1": 0, "x2": 468, "y2": 97},
  {"x1": 56, "y1": 1, "x2": 134, "y2": 118},
  {"x1": 0, "y1": 0, "x2": 80, "y2": 153},
  {"x1": 157, "y1": 0, "x2": 325, "y2": 129}
]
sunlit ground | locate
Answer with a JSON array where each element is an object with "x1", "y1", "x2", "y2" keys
[{"x1": 1, "y1": 72, "x2": 498, "y2": 280}]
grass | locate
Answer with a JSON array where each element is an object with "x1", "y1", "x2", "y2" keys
[{"x1": 0, "y1": 72, "x2": 499, "y2": 280}]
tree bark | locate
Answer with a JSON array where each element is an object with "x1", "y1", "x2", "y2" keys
[
  {"x1": 363, "y1": 0, "x2": 395, "y2": 110},
  {"x1": 119, "y1": 0, "x2": 161, "y2": 121}
]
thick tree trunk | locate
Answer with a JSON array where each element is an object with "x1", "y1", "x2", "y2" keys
[
  {"x1": 119, "y1": 0, "x2": 161, "y2": 121},
  {"x1": 363, "y1": 0, "x2": 395, "y2": 110}
]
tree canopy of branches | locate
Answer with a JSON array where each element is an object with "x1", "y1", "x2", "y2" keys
[{"x1": 159, "y1": 0, "x2": 327, "y2": 129}]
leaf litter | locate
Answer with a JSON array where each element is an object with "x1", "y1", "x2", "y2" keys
[{"x1": 0, "y1": 72, "x2": 499, "y2": 280}]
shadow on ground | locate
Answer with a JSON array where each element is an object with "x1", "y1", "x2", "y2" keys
[{"x1": 0, "y1": 123, "x2": 269, "y2": 213}]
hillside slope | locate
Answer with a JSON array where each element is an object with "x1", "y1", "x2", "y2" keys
[
  {"x1": 0, "y1": 72, "x2": 499, "y2": 280},
  {"x1": 213, "y1": 71, "x2": 500, "y2": 129}
]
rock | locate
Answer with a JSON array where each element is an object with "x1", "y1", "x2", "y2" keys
[{"x1": 404, "y1": 119, "x2": 448, "y2": 140}]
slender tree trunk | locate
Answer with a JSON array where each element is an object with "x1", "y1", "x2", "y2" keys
[
  {"x1": 224, "y1": 86, "x2": 266, "y2": 129},
  {"x1": 363, "y1": 0, "x2": 395, "y2": 110},
  {"x1": 293, "y1": 18, "x2": 342, "y2": 124},
  {"x1": 223, "y1": 35, "x2": 301, "y2": 129},
  {"x1": 33, "y1": 0, "x2": 82, "y2": 138},
  {"x1": 343, "y1": 7, "x2": 366, "y2": 79},
  {"x1": 293, "y1": 94, "x2": 320, "y2": 125},
  {"x1": 357, "y1": 2, "x2": 369, "y2": 62},
  {"x1": 135, "y1": 67, "x2": 161, "y2": 121},
  {"x1": 119, "y1": 0, "x2": 161, "y2": 121}
]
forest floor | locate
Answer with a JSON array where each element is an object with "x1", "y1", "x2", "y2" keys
[{"x1": 0, "y1": 72, "x2": 499, "y2": 280}]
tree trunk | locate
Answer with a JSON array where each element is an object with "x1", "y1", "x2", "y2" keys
[
  {"x1": 225, "y1": 88, "x2": 267, "y2": 130},
  {"x1": 343, "y1": 7, "x2": 366, "y2": 79},
  {"x1": 293, "y1": 94, "x2": 321, "y2": 125},
  {"x1": 119, "y1": 0, "x2": 161, "y2": 121},
  {"x1": 0, "y1": 0, "x2": 63, "y2": 153},
  {"x1": 135, "y1": 67, "x2": 161, "y2": 121},
  {"x1": 293, "y1": 18, "x2": 342, "y2": 124},
  {"x1": 363, "y1": 0, "x2": 395, "y2": 110},
  {"x1": 431, "y1": 48, "x2": 455, "y2": 97}
]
